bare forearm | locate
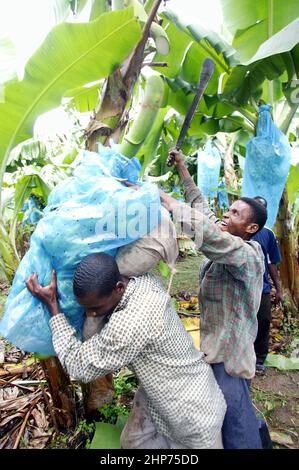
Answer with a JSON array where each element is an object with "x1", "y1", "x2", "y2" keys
[
  {"x1": 178, "y1": 165, "x2": 219, "y2": 224},
  {"x1": 177, "y1": 161, "x2": 202, "y2": 205},
  {"x1": 48, "y1": 302, "x2": 60, "y2": 316},
  {"x1": 269, "y1": 264, "x2": 282, "y2": 293},
  {"x1": 177, "y1": 161, "x2": 192, "y2": 180},
  {"x1": 167, "y1": 149, "x2": 219, "y2": 223}
]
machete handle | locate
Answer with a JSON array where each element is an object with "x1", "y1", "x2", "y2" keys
[
  {"x1": 167, "y1": 149, "x2": 182, "y2": 168},
  {"x1": 167, "y1": 58, "x2": 215, "y2": 167}
]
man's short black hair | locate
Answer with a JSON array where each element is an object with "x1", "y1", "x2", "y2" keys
[
  {"x1": 239, "y1": 197, "x2": 267, "y2": 235},
  {"x1": 73, "y1": 253, "x2": 120, "y2": 298},
  {"x1": 254, "y1": 196, "x2": 268, "y2": 208}
]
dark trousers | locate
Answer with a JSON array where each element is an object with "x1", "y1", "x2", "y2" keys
[
  {"x1": 254, "y1": 293, "x2": 272, "y2": 364},
  {"x1": 212, "y1": 363, "x2": 262, "y2": 449}
]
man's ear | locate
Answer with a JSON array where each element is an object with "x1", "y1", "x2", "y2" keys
[
  {"x1": 246, "y1": 223, "x2": 259, "y2": 235},
  {"x1": 115, "y1": 281, "x2": 126, "y2": 295}
]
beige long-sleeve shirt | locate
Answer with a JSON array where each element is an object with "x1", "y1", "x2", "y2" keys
[{"x1": 50, "y1": 273, "x2": 226, "y2": 448}]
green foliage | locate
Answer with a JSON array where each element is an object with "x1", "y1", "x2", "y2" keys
[
  {"x1": 34, "y1": 353, "x2": 51, "y2": 360},
  {"x1": 64, "y1": 81, "x2": 103, "y2": 113},
  {"x1": 221, "y1": 0, "x2": 299, "y2": 62},
  {"x1": 158, "y1": 260, "x2": 171, "y2": 279},
  {"x1": 113, "y1": 372, "x2": 137, "y2": 396},
  {"x1": 89, "y1": 421, "x2": 122, "y2": 449},
  {"x1": 89, "y1": 372, "x2": 134, "y2": 449},
  {"x1": 76, "y1": 419, "x2": 96, "y2": 448},
  {"x1": 7, "y1": 139, "x2": 49, "y2": 172},
  {"x1": 280, "y1": 309, "x2": 299, "y2": 356},
  {"x1": 97, "y1": 371, "x2": 137, "y2": 425},
  {"x1": 265, "y1": 353, "x2": 299, "y2": 371},
  {"x1": 0, "y1": 33, "x2": 17, "y2": 85},
  {"x1": 244, "y1": 18, "x2": 299, "y2": 66},
  {"x1": 89, "y1": 0, "x2": 109, "y2": 20},
  {"x1": 286, "y1": 163, "x2": 299, "y2": 206},
  {"x1": 0, "y1": 7, "x2": 142, "y2": 191},
  {"x1": 251, "y1": 385, "x2": 288, "y2": 419},
  {"x1": 97, "y1": 403, "x2": 129, "y2": 424}
]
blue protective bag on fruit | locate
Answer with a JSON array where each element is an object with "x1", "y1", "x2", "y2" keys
[
  {"x1": 0, "y1": 147, "x2": 160, "y2": 355},
  {"x1": 197, "y1": 140, "x2": 221, "y2": 198},
  {"x1": 217, "y1": 180, "x2": 229, "y2": 210},
  {"x1": 241, "y1": 105, "x2": 291, "y2": 228}
]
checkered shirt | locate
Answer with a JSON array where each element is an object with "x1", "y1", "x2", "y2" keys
[
  {"x1": 172, "y1": 176, "x2": 264, "y2": 379},
  {"x1": 50, "y1": 274, "x2": 226, "y2": 448}
]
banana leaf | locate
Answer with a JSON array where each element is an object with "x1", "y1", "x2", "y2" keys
[{"x1": 265, "y1": 353, "x2": 299, "y2": 371}]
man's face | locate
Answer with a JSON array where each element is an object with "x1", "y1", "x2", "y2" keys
[
  {"x1": 220, "y1": 200, "x2": 259, "y2": 239},
  {"x1": 76, "y1": 282, "x2": 126, "y2": 317}
]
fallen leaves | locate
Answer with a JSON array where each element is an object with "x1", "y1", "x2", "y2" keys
[
  {"x1": 270, "y1": 431, "x2": 295, "y2": 448},
  {"x1": 180, "y1": 317, "x2": 200, "y2": 350},
  {"x1": 175, "y1": 291, "x2": 200, "y2": 315},
  {"x1": 0, "y1": 339, "x2": 52, "y2": 449}
]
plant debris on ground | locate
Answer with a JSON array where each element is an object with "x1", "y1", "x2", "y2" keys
[
  {"x1": 0, "y1": 341, "x2": 53, "y2": 449},
  {"x1": 0, "y1": 334, "x2": 137, "y2": 449}
]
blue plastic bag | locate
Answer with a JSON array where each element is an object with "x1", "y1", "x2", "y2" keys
[
  {"x1": 242, "y1": 105, "x2": 291, "y2": 228},
  {"x1": 23, "y1": 197, "x2": 43, "y2": 224},
  {"x1": 197, "y1": 140, "x2": 221, "y2": 198},
  {"x1": 217, "y1": 180, "x2": 229, "y2": 211},
  {"x1": 0, "y1": 147, "x2": 161, "y2": 355}
]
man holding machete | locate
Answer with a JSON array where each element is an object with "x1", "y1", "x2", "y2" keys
[
  {"x1": 160, "y1": 149, "x2": 267, "y2": 449},
  {"x1": 142, "y1": 56, "x2": 266, "y2": 449},
  {"x1": 123, "y1": 57, "x2": 266, "y2": 448}
]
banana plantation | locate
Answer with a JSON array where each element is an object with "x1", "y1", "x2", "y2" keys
[{"x1": 0, "y1": 0, "x2": 298, "y2": 453}]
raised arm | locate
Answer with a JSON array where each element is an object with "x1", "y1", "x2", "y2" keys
[
  {"x1": 159, "y1": 192, "x2": 262, "y2": 276},
  {"x1": 168, "y1": 149, "x2": 220, "y2": 225}
]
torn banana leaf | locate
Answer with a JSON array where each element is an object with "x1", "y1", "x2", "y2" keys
[{"x1": 265, "y1": 354, "x2": 299, "y2": 370}]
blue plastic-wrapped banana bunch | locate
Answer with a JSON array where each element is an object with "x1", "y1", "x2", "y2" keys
[
  {"x1": 0, "y1": 146, "x2": 161, "y2": 355},
  {"x1": 242, "y1": 105, "x2": 291, "y2": 228},
  {"x1": 197, "y1": 140, "x2": 221, "y2": 199}
]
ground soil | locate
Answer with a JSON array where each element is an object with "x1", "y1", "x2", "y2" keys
[{"x1": 252, "y1": 369, "x2": 299, "y2": 448}]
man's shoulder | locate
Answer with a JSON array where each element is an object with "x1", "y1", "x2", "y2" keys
[
  {"x1": 252, "y1": 227, "x2": 276, "y2": 247},
  {"x1": 246, "y1": 240, "x2": 265, "y2": 267},
  {"x1": 126, "y1": 274, "x2": 169, "y2": 325},
  {"x1": 133, "y1": 273, "x2": 168, "y2": 298},
  {"x1": 263, "y1": 227, "x2": 277, "y2": 239}
]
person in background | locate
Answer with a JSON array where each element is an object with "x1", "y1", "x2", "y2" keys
[{"x1": 252, "y1": 196, "x2": 283, "y2": 376}]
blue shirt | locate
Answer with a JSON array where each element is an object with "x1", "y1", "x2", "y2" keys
[{"x1": 252, "y1": 228, "x2": 281, "y2": 294}]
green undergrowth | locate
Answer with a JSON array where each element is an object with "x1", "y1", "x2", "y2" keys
[{"x1": 97, "y1": 370, "x2": 138, "y2": 425}]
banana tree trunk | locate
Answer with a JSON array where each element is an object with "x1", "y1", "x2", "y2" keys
[
  {"x1": 223, "y1": 134, "x2": 238, "y2": 204},
  {"x1": 274, "y1": 189, "x2": 299, "y2": 309},
  {"x1": 85, "y1": 0, "x2": 163, "y2": 150},
  {"x1": 40, "y1": 357, "x2": 77, "y2": 430},
  {"x1": 85, "y1": 69, "x2": 129, "y2": 151}
]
